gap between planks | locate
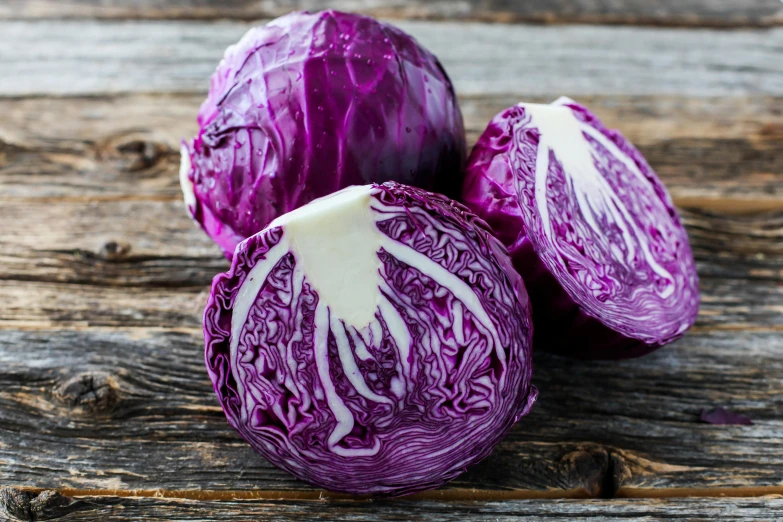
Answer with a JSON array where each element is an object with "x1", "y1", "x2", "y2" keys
[
  {"x1": 1, "y1": 0, "x2": 782, "y2": 28},
  {"x1": 7, "y1": 485, "x2": 783, "y2": 502}
]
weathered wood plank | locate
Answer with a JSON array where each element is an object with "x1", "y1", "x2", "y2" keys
[
  {"x1": 0, "y1": 94, "x2": 780, "y2": 330},
  {"x1": 536, "y1": 332, "x2": 783, "y2": 493},
  {"x1": 0, "y1": 17, "x2": 781, "y2": 506},
  {"x1": 0, "y1": 199, "x2": 217, "y2": 260},
  {"x1": 0, "y1": 329, "x2": 605, "y2": 495},
  {"x1": 0, "y1": 281, "x2": 207, "y2": 328},
  {"x1": 3, "y1": 195, "x2": 783, "y2": 283},
  {"x1": 2, "y1": 95, "x2": 782, "y2": 211},
  {"x1": 1, "y1": 21, "x2": 782, "y2": 97},
  {"x1": 0, "y1": 329, "x2": 781, "y2": 495},
  {"x1": 1, "y1": 0, "x2": 782, "y2": 28},
  {"x1": 2, "y1": 492, "x2": 783, "y2": 522},
  {"x1": 1, "y1": 259, "x2": 781, "y2": 331},
  {"x1": 0, "y1": 193, "x2": 781, "y2": 330}
]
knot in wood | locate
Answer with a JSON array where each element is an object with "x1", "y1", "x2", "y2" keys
[
  {"x1": 99, "y1": 132, "x2": 170, "y2": 172},
  {"x1": 55, "y1": 372, "x2": 117, "y2": 413},
  {"x1": 0, "y1": 488, "x2": 82, "y2": 521},
  {"x1": 558, "y1": 444, "x2": 611, "y2": 498},
  {"x1": 98, "y1": 240, "x2": 131, "y2": 261},
  {"x1": 0, "y1": 488, "x2": 31, "y2": 521}
]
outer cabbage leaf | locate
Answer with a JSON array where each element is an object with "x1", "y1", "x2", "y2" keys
[
  {"x1": 462, "y1": 97, "x2": 699, "y2": 359},
  {"x1": 204, "y1": 182, "x2": 536, "y2": 496},
  {"x1": 181, "y1": 10, "x2": 466, "y2": 259}
]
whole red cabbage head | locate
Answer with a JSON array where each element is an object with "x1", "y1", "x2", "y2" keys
[{"x1": 181, "y1": 11, "x2": 466, "y2": 259}]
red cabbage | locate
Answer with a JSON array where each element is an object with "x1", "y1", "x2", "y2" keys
[
  {"x1": 181, "y1": 11, "x2": 466, "y2": 259},
  {"x1": 204, "y1": 182, "x2": 537, "y2": 495},
  {"x1": 462, "y1": 97, "x2": 699, "y2": 359}
]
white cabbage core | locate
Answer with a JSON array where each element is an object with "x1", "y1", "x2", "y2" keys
[
  {"x1": 179, "y1": 145, "x2": 197, "y2": 213},
  {"x1": 270, "y1": 185, "x2": 384, "y2": 329},
  {"x1": 521, "y1": 98, "x2": 675, "y2": 300},
  {"x1": 228, "y1": 185, "x2": 506, "y2": 456}
]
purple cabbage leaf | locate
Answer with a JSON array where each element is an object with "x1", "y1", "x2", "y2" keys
[
  {"x1": 181, "y1": 11, "x2": 466, "y2": 259},
  {"x1": 204, "y1": 182, "x2": 537, "y2": 496},
  {"x1": 462, "y1": 97, "x2": 700, "y2": 359},
  {"x1": 700, "y1": 407, "x2": 753, "y2": 426}
]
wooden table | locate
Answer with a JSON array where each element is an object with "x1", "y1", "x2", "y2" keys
[{"x1": 1, "y1": 1, "x2": 782, "y2": 520}]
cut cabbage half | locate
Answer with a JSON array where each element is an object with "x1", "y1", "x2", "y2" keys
[
  {"x1": 204, "y1": 182, "x2": 537, "y2": 495},
  {"x1": 463, "y1": 97, "x2": 699, "y2": 359}
]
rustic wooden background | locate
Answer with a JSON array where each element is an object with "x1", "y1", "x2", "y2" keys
[{"x1": 1, "y1": 1, "x2": 782, "y2": 520}]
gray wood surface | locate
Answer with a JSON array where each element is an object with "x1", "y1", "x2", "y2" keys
[
  {"x1": 1, "y1": 0, "x2": 782, "y2": 27},
  {"x1": 2, "y1": 9, "x2": 783, "y2": 520},
  {"x1": 3, "y1": 491, "x2": 783, "y2": 522},
  {"x1": 1, "y1": 205, "x2": 781, "y2": 330},
  {"x1": 1, "y1": 86, "x2": 782, "y2": 500},
  {"x1": 1, "y1": 215, "x2": 781, "y2": 330},
  {"x1": 1, "y1": 21, "x2": 783, "y2": 97},
  {"x1": 2, "y1": 95, "x2": 782, "y2": 211},
  {"x1": 1, "y1": 328, "x2": 781, "y2": 497}
]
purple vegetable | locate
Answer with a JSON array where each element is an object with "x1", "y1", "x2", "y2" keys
[
  {"x1": 462, "y1": 97, "x2": 699, "y2": 359},
  {"x1": 700, "y1": 408, "x2": 753, "y2": 426},
  {"x1": 181, "y1": 10, "x2": 466, "y2": 259},
  {"x1": 204, "y1": 182, "x2": 537, "y2": 496}
]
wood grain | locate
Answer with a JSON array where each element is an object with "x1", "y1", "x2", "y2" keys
[
  {"x1": 0, "y1": 195, "x2": 781, "y2": 330},
  {"x1": 1, "y1": 0, "x2": 782, "y2": 28},
  {"x1": 1, "y1": 16, "x2": 782, "y2": 513},
  {"x1": 0, "y1": 329, "x2": 604, "y2": 495},
  {"x1": 1, "y1": 21, "x2": 783, "y2": 97},
  {"x1": 2, "y1": 491, "x2": 783, "y2": 522},
  {"x1": 1, "y1": 327, "x2": 781, "y2": 495},
  {"x1": 0, "y1": 91, "x2": 781, "y2": 497},
  {"x1": 2, "y1": 95, "x2": 782, "y2": 212},
  {"x1": 1, "y1": 93, "x2": 780, "y2": 332}
]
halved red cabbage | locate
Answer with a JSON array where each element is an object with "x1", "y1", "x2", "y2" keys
[
  {"x1": 462, "y1": 97, "x2": 699, "y2": 359},
  {"x1": 204, "y1": 182, "x2": 536, "y2": 495},
  {"x1": 181, "y1": 10, "x2": 466, "y2": 259}
]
